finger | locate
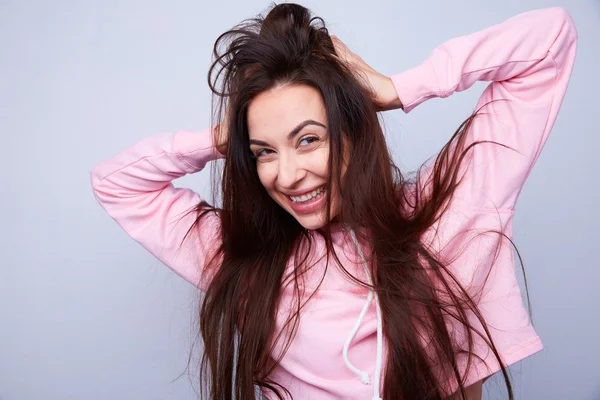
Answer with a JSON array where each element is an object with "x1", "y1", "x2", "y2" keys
[
  {"x1": 330, "y1": 35, "x2": 342, "y2": 53},
  {"x1": 331, "y1": 36, "x2": 352, "y2": 62}
]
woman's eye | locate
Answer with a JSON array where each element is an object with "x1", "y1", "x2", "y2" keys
[
  {"x1": 254, "y1": 148, "x2": 273, "y2": 158},
  {"x1": 299, "y1": 136, "x2": 319, "y2": 146}
]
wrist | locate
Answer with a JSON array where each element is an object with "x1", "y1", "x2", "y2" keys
[{"x1": 379, "y1": 77, "x2": 403, "y2": 111}]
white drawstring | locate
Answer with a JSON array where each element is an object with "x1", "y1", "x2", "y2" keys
[
  {"x1": 342, "y1": 287, "x2": 375, "y2": 384},
  {"x1": 344, "y1": 229, "x2": 383, "y2": 400}
]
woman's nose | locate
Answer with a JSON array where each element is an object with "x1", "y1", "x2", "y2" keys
[{"x1": 277, "y1": 154, "x2": 306, "y2": 189}]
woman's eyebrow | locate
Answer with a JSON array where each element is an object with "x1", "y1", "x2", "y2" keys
[
  {"x1": 249, "y1": 119, "x2": 327, "y2": 147},
  {"x1": 286, "y1": 119, "x2": 327, "y2": 140},
  {"x1": 249, "y1": 139, "x2": 270, "y2": 147}
]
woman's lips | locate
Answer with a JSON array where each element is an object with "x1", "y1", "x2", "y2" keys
[{"x1": 286, "y1": 189, "x2": 327, "y2": 214}]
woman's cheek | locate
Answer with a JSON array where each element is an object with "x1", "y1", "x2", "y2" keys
[
  {"x1": 256, "y1": 162, "x2": 277, "y2": 190},
  {"x1": 311, "y1": 147, "x2": 330, "y2": 176}
]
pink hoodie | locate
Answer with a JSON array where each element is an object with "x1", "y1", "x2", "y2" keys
[{"x1": 91, "y1": 7, "x2": 577, "y2": 399}]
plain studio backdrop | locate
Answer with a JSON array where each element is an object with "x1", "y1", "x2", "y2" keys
[{"x1": 1, "y1": 0, "x2": 598, "y2": 399}]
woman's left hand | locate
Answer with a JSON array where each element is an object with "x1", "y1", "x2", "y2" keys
[{"x1": 331, "y1": 35, "x2": 403, "y2": 111}]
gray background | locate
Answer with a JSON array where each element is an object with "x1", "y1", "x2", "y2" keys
[{"x1": 1, "y1": 0, "x2": 598, "y2": 399}]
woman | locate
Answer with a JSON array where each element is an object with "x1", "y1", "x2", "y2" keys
[{"x1": 91, "y1": 3, "x2": 577, "y2": 399}]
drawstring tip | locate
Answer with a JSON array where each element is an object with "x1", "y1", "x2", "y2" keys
[{"x1": 359, "y1": 371, "x2": 371, "y2": 385}]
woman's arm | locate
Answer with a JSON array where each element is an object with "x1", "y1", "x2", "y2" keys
[
  {"x1": 390, "y1": 7, "x2": 577, "y2": 211},
  {"x1": 90, "y1": 128, "x2": 223, "y2": 290},
  {"x1": 391, "y1": 7, "x2": 577, "y2": 391}
]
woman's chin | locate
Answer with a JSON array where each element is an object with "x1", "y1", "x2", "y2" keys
[
  {"x1": 294, "y1": 213, "x2": 327, "y2": 230},
  {"x1": 292, "y1": 208, "x2": 342, "y2": 231}
]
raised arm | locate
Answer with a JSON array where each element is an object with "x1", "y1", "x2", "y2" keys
[
  {"x1": 90, "y1": 128, "x2": 223, "y2": 290},
  {"x1": 391, "y1": 7, "x2": 577, "y2": 211}
]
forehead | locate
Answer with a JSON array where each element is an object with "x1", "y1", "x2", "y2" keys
[{"x1": 247, "y1": 84, "x2": 327, "y2": 139}]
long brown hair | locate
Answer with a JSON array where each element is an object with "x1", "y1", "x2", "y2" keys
[{"x1": 182, "y1": 3, "x2": 526, "y2": 399}]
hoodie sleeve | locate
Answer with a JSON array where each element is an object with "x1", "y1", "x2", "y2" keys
[
  {"x1": 90, "y1": 128, "x2": 223, "y2": 290},
  {"x1": 390, "y1": 7, "x2": 577, "y2": 212}
]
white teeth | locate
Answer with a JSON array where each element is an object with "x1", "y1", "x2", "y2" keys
[{"x1": 290, "y1": 187, "x2": 325, "y2": 203}]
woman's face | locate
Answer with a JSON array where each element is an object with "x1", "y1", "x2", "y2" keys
[{"x1": 247, "y1": 83, "x2": 342, "y2": 230}]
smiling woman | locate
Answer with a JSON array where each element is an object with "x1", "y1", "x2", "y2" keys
[
  {"x1": 248, "y1": 85, "x2": 337, "y2": 230},
  {"x1": 90, "y1": 3, "x2": 577, "y2": 400}
]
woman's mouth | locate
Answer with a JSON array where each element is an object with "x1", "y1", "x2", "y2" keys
[{"x1": 286, "y1": 186, "x2": 327, "y2": 214}]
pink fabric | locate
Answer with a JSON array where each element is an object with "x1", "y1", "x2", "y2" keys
[{"x1": 91, "y1": 7, "x2": 577, "y2": 399}]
